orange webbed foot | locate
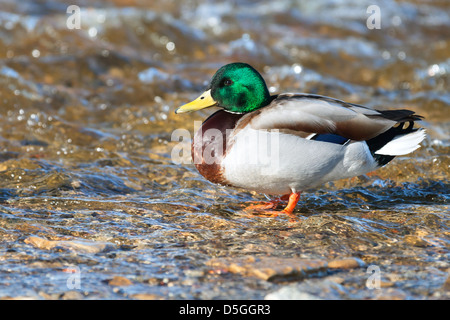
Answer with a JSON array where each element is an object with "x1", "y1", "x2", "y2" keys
[
  {"x1": 242, "y1": 192, "x2": 301, "y2": 221},
  {"x1": 243, "y1": 194, "x2": 288, "y2": 212},
  {"x1": 243, "y1": 201, "x2": 279, "y2": 211}
]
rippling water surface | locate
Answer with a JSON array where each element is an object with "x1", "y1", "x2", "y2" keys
[{"x1": 0, "y1": 0, "x2": 448, "y2": 300}]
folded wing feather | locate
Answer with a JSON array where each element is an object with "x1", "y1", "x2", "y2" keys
[{"x1": 249, "y1": 94, "x2": 412, "y2": 141}]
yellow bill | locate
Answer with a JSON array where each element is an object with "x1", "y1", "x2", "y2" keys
[{"x1": 175, "y1": 89, "x2": 217, "y2": 114}]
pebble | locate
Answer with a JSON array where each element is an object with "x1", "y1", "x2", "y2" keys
[
  {"x1": 0, "y1": 295, "x2": 39, "y2": 300},
  {"x1": 208, "y1": 256, "x2": 366, "y2": 282},
  {"x1": 443, "y1": 273, "x2": 450, "y2": 291},
  {"x1": 184, "y1": 269, "x2": 205, "y2": 278},
  {"x1": 372, "y1": 288, "x2": 407, "y2": 300},
  {"x1": 265, "y1": 279, "x2": 348, "y2": 300},
  {"x1": 379, "y1": 280, "x2": 395, "y2": 288},
  {"x1": 131, "y1": 293, "x2": 163, "y2": 300},
  {"x1": 403, "y1": 235, "x2": 431, "y2": 247},
  {"x1": 207, "y1": 256, "x2": 328, "y2": 281},
  {"x1": 60, "y1": 291, "x2": 84, "y2": 300},
  {"x1": 24, "y1": 236, "x2": 116, "y2": 254},
  {"x1": 327, "y1": 258, "x2": 365, "y2": 269},
  {"x1": 107, "y1": 276, "x2": 133, "y2": 286}
]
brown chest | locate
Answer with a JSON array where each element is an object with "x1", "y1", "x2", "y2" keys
[{"x1": 191, "y1": 110, "x2": 244, "y2": 185}]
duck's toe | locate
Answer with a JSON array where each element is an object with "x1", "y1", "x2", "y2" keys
[{"x1": 243, "y1": 201, "x2": 279, "y2": 211}]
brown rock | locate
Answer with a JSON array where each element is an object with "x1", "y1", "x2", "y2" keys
[
  {"x1": 24, "y1": 236, "x2": 116, "y2": 254},
  {"x1": 379, "y1": 280, "x2": 395, "y2": 288},
  {"x1": 0, "y1": 296, "x2": 38, "y2": 300},
  {"x1": 207, "y1": 256, "x2": 327, "y2": 281},
  {"x1": 373, "y1": 288, "x2": 407, "y2": 300},
  {"x1": 24, "y1": 236, "x2": 55, "y2": 250},
  {"x1": 107, "y1": 276, "x2": 133, "y2": 286},
  {"x1": 60, "y1": 291, "x2": 84, "y2": 300},
  {"x1": 403, "y1": 235, "x2": 430, "y2": 247},
  {"x1": 443, "y1": 273, "x2": 450, "y2": 291},
  {"x1": 327, "y1": 258, "x2": 365, "y2": 269},
  {"x1": 131, "y1": 293, "x2": 163, "y2": 300}
]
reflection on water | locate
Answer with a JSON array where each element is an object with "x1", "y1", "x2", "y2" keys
[{"x1": 0, "y1": 0, "x2": 448, "y2": 300}]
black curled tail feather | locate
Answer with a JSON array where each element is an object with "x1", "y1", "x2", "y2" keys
[
  {"x1": 366, "y1": 121, "x2": 417, "y2": 166},
  {"x1": 374, "y1": 110, "x2": 424, "y2": 122}
]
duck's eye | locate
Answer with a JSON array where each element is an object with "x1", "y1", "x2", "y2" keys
[{"x1": 223, "y1": 79, "x2": 233, "y2": 86}]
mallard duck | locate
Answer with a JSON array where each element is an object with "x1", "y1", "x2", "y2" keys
[{"x1": 175, "y1": 62, "x2": 426, "y2": 216}]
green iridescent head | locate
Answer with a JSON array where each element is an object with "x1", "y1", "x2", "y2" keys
[{"x1": 175, "y1": 62, "x2": 271, "y2": 114}]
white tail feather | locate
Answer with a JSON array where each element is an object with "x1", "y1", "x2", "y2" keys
[{"x1": 375, "y1": 129, "x2": 426, "y2": 156}]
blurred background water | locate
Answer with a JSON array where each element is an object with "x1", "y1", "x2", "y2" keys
[{"x1": 0, "y1": 0, "x2": 448, "y2": 299}]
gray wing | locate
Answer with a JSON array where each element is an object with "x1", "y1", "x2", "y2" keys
[{"x1": 249, "y1": 93, "x2": 422, "y2": 141}]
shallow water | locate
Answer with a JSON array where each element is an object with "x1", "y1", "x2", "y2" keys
[{"x1": 0, "y1": 0, "x2": 449, "y2": 300}]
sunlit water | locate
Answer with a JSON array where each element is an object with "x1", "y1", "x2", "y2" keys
[{"x1": 0, "y1": 0, "x2": 448, "y2": 299}]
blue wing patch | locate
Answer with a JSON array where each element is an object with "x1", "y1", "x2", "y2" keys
[{"x1": 310, "y1": 133, "x2": 349, "y2": 145}]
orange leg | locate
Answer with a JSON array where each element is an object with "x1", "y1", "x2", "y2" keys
[
  {"x1": 282, "y1": 192, "x2": 302, "y2": 214},
  {"x1": 243, "y1": 192, "x2": 301, "y2": 218}
]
